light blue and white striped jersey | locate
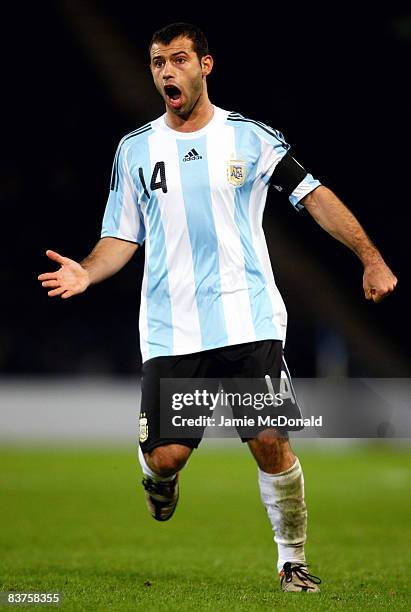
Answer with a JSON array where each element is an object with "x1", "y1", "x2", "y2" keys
[{"x1": 101, "y1": 106, "x2": 320, "y2": 362}]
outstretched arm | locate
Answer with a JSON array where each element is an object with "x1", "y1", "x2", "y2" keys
[
  {"x1": 302, "y1": 186, "x2": 397, "y2": 302},
  {"x1": 38, "y1": 237, "x2": 138, "y2": 299}
]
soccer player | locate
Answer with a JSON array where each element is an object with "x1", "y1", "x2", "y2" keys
[{"x1": 38, "y1": 23, "x2": 397, "y2": 592}]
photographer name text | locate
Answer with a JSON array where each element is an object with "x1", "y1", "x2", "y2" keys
[{"x1": 171, "y1": 415, "x2": 322, "y2": 428}]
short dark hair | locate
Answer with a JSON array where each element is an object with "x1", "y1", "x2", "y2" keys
[{"x1": 149, "y1": 22, "x2": 209, "y2": 62}]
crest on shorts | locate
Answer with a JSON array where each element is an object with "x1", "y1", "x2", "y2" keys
[
  {"x1": 227, "y1": 158, "x2": 247, "y2": 187},
  {"x1": 139, "y1": 412, "x2": 148, "y2": 443}
]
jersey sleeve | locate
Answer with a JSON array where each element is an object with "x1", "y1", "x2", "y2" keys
[
  {"x1": 101, "y1": 141, "x2": 146, "y2": 244},
  {"x1": 256, "y1": 125, "x2": 321, "y2": 211}
]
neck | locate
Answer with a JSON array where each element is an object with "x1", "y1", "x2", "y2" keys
[{"x1": 165, "y1": 91, "x2": 214, "y2": 133}]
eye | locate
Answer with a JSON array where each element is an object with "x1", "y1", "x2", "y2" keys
[
  {"x1": 153, "y1": 60, "x2": 164, "y2": 68},
  {"x1": 175, "y1": 57, "x2": 186, "y2": 64}
]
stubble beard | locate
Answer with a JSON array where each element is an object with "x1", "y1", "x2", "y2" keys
[{"x1": 164, "y1": 73, "x2": 204, "y2": 119}]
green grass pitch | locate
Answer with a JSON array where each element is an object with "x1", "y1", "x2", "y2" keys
[{"x1": 1, "y1": 443, "x2": 410, "y2": 611}]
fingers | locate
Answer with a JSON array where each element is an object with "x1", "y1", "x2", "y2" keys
[
  {"x1": 47, "y1": 287, "x2": 66, "y2": 297},
  {"x1": 38, "y1": 252, "x2": 66, "y2": 282},
  {"x1": 42, "y1": 280, "x2": 60, "y2": 288},
  {"x1": 364, "y1": 273, "x2": 398, "y2": 302},
  {"x1": 363, "y1": 264, "x2": 398, "y2": 303},
  {"x1": 46, "y1": 286, "x2": 75, "y2": 299},
  {"x1": 46, "y1": 250, "x2": 68, "y2": 265},
  {"x1": 38, "y1": 272, "x2": 59, "y2": 281},
  {"x1": 366, "y1": 285, "x2": 396, "y2": 303},
  {"x1": 365, "y1": 287, "x2": 385, "y2": 302},
  {"x1": 373, "y1": 285, "x2": 396, "y2": 303}
]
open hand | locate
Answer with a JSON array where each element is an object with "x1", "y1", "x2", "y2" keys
[{"x1": 38, "y1": 250, "x2": 90, "y2": 299}]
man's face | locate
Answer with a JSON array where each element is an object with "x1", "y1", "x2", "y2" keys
[{"x1": 150, "y1": 36, "x2": 211, "y2": 116}]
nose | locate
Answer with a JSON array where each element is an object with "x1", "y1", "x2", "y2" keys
[{"x1": 162, "y1": 59, "x2": 175, "y2": 80}]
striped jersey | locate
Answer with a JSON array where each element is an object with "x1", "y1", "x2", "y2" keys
[{"x1": 101, "y1": 106, "x2": 321, "y2": 362}]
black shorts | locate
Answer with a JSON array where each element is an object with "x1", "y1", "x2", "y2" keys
[{"x1": 139, "y1": 340, "x2": 302, "y2": 453}]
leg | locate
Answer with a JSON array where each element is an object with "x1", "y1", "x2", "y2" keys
[
  {"x1": 139, "y1": 443, "x2": 192, "y2": 522},
  {"x1": 248, "y1": 428, "x2": 295, "y2": 473},
  {"x1": 248, "y1": 429, "x2": 308, "y2": 575},
  {"x1": 138, "y1": 353, "x2": 210, "y2": 520},
  {"x1": 142, "y1": 443, "x2": 193, "y2": 479},
  {"x1": 219, "y1": 340, "x2": 320, "y2": 590}
]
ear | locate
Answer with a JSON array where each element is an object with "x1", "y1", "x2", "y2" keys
[{"x1": 201, "y1": 54, "x2": 214, "y2": 77}]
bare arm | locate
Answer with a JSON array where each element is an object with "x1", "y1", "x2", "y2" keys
[
  {"x1": 38, "y1": 237, "x2": 138, "y2": 299},
  {"x1": 302, "y1": 185, "x2": 397, "y2": 302}
]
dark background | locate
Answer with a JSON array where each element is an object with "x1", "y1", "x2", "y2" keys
[{"x1": 2, "y1": 3, "x2": 410, "y2": 377}]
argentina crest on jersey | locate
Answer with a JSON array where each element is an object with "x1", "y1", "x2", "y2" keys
[
  {"x1": 139, "y1": 412, "x2": 148, "y2": 443},
  {"x1": 227, "y1": 158, "x2": 247, "y2": 187}
]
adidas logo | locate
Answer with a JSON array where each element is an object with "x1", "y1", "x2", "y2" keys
[{"x1": 183, "y1": 148, "x2": 202, "y2": 162}]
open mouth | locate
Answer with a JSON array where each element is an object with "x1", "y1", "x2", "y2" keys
[{"x1": 164, "y1": 84, "x2": 183, "y2": 108}]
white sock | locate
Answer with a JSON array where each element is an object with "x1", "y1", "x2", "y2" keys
[
  {"x1": 258, "y1": 457, "x2": 307, "y2": 572},
  {"x1": 138, "y1": 446, "x2": 176, "y2": 482}
]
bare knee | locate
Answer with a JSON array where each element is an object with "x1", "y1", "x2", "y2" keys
[
  {"x1": 248, "y1": 430, "x2": 295, "y2": 473},
  {"x1": 145, "y1": 444, "x2": 192, "y2": 477}
]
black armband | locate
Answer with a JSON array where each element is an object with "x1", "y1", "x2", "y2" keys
[{"x1": 269, "y1": 153, "x2": 308, "y2": 196}]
